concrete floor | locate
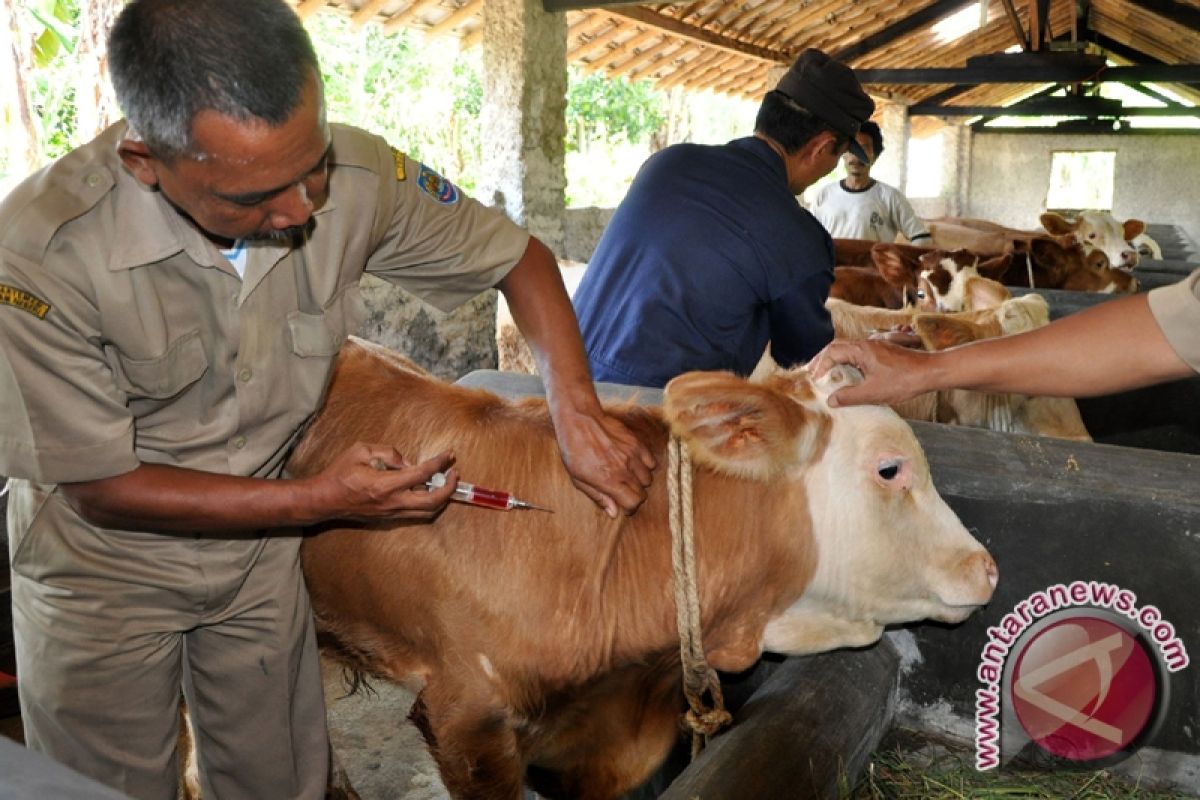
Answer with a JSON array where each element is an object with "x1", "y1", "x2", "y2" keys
[{"x1": 321, "y1": 656, "x2": 451, "y2": 800}]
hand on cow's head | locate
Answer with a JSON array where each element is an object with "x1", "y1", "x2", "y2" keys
[
  {"x1": 809, "y1": 362, "x2": 865, "y2": 399},
  {"x1": 663, "y1": 370, "x2": 831, "y2": 480}
]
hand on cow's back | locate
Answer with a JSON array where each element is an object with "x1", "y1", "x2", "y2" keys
[
  {"x1": 551, "y1": 407, "x2": 657, "y2": 518},
  {"x1": 295, "y1": 442, "x2": 459, "y2": 523}
]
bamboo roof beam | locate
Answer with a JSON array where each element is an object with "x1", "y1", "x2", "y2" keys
[
  {"x1": 425, "y1": 0, "x2": 483, "y2": 39},
  {"x1": 295, "y1": 0, "x2": 328, "y2": 20},
  {"x1": 698, "y1": 58, "x2": 760, "y2": 92},
  {"x1": 616, "y1": 37, "x2": 683, "y2": 78},
  {"x1": 382, "y1": 0, "x2": 443, "y2": 33},
  {"x1": 569, "y1": 19, "x2": 629, "y2": 62},
  {"x1": 637, "y1": 41, "x2": 701, "y2": 81},
  {"x1": 668, "y1": 50, "x2": 743, "y2": 91},
  {"x1": 609, "y1": 6, "x2": 785, "y2": 63},
  {"x1": 584, "y1": 28, "x2": 662, "y2": 75},
  {"x1": 692, "y1": 0, "x2": 735, "y2": 34},
  {"x1": 722, "y1": 0, "x2": 789, "y2": 41},
  {"x1": 667, "y1": 1, "x2": 706, "y2": 26},
  {"x1": 712, "y1": 64, "x2": 769, "y2": 97},
  {"x1": 349, "y1": 0, "x2": 391, "y2": 28},
  {"x1": 656, "y1": 49, "x2": 729, "y2": 90}
]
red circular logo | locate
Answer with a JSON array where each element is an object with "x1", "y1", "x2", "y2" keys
[{"x1": 1010, "y1": 616, "x2": 1157, "y2": 761}]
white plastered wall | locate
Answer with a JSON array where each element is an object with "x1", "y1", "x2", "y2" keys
[{"x1": 963, "y1": 131, "x2": 1200, "y2": 245}]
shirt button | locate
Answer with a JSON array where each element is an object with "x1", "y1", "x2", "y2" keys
[
  {"x1": 85, "y1": 173, "x2": 102, "y2": 187},
  {"x1": 233, "y1": 436, "x2": 246, "y2": 450},
  {"x1": 238, "y1": 367, "x2": 253, "y2": 382}
]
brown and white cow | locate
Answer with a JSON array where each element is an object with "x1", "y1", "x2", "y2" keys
[
  {"x1": 290, "y1": 337, "x2": 997, "y2": 800},
  {"x1": 1040, "y1": 211, "x2": 1145, "y2": 270},
  {"x1": 830, "y1": 264, "x2": 911, "y2": 308},
  {"x1": 913, "y1": 249, "x2": 1014, "y2": 312},
  {"x1": 829, "y1": 240, "x2": 940, "y2": 309},
  {"x1": 917, "y1": 239, "x2": 1137, "y2": 295}
]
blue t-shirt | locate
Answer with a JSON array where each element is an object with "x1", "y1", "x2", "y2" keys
[{"x1": 573, "y1": 136, "x2": 835, "y2": 388}]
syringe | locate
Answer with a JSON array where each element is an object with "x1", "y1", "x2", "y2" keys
[{"x1": 426, "y1": 470, "x2": 552, "y2": 512}]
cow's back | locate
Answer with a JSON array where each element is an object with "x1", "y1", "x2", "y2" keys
[{"x1": 289, "y1": 337, "x2": 807, "y2": 690}]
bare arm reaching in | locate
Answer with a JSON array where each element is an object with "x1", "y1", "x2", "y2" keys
[{"x1": 809, "y1": 290, "x2": 1195, "y2": 407}]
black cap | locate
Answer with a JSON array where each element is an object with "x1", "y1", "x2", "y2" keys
[{"x1": 774, "y1": 48, "x2": 875, "y2": 162}]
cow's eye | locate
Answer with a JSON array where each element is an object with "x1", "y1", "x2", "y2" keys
[
  {"x1": 916, "y1": 289, "x2": 926, "y2": 300},
  {"x1": 1088, "y1": 233, "x2": 1096, "y2": 239},
  {"x1": 877, "y1": 458, "x2": 902, "y2": 481}
]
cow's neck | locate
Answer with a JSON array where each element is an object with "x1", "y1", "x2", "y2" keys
[{"x1": 605, "y1": 453, "x2": 816, "y2": 674}]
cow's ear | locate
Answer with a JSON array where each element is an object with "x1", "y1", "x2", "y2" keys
[
  {"x1": 870, "y1": 244, "x2": 916, "y2": 287},
  {"x1": 974, "y1": 253, "x2": 1012, "y2": 282},
  {"x1": 913, "y1": 315, "x2": 979, "y2": 351},
  {"x1": 1123, "y1": 218, "x2": 1146, "y2": 241},
  {"x1": 1039, "y1": 212, "x2": 1076, "y2": 236},
  {"x1": 964, "y1": 275, "x2": 1010, "y2": 311},
  {"x1": 663, "y1": 371, "x2": 826, "y2": 476}
]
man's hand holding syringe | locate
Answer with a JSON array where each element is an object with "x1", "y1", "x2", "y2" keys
[{"x1": 302, "y1": 443, "x2": 552, "y2": 523}]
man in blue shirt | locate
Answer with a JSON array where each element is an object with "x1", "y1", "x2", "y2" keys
[{"x1": 573, "y1": 49, "x2": 874, "y2": 388}]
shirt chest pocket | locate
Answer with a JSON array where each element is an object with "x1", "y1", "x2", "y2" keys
[
  {"x1": 108, "y1": 329, "x2": 209, "y2": 400},
  {"x1": 287, "y1": 283, "x2": 366, "y2": 357}
]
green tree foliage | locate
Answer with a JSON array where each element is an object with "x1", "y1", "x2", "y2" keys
[
  {"x1": 6, "y1": 0, "x2": 79, "y2": 173},
  {"x1": 565, "y1": 67, "x2": 665, "y2": 149},
  {"x1": 307, "y1": 14, "x2": 483, "y2": 192}
]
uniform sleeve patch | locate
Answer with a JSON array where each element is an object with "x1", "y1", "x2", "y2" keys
[
  {"x1": 416, "y1": 164, "x2": 459, "y2": 205},
  {"x1": 0, "y1": 284, "x2": 51, "y2": 319},
  {"x1": 390, "y1": 147, "x2": 407, "y2": 181}
]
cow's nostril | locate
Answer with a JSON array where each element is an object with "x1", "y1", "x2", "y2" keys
[{"x1": 984, "y1": 554, "x2": 999, "y2": 589}]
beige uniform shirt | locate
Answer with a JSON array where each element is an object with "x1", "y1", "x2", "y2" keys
[
  {"x1": 1148, "y1": 269, "x2": 1200, "y2": 374},
  {"x1": 0, "y1": 122, "x2": 528, "y2": 484}
]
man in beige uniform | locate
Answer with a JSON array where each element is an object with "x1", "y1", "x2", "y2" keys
[
  {"x1": 0, "y1": 1, "x2": 654, "y2": 798},
  {"x1": 808, "y1": 271, "x2": 1199, "y2": 403}
]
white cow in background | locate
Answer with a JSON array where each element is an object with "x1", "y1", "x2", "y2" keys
[{"x1": 1037, "y1": 211, "x2": 1151, "y2": 270}]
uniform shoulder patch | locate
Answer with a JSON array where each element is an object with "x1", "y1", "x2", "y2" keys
[
  {"x1": 0, "y1": 284, "x2": 51, "y2": 319},
  {"x1": 390, "y1": 147, "x2": 407, "y2": 181},
  {"x1": 416, "y1": 164, "x2": 459, "y2": 205}
]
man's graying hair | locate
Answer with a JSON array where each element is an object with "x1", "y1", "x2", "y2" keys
[
  {"x1": 108, "y1": 0, "x2": 319, "y2": 160},
  {"x1": 755, "y1": 91, "x2": 845, "y2": 155}
]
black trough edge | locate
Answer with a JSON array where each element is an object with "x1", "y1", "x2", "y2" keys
[{"x1": 659, "y1": 642, "x2": 900, "y2": 800}]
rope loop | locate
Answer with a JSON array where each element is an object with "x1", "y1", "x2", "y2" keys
[{"x1": 668, "y1": 436, "x2": 732, "y2": 758}]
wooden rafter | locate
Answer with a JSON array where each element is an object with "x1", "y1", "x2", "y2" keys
[
  {"x1": 608, "y1": 7, "x2": 783, "y2": 63},
  {"x1": 426, "y1": 0, "x2": 484, "y2": 38},
  {"x1": 569, "y1": 19, "x2": 627, "y2": 61},
  {"x1": 383, "y1": 0, "x2": 443, "y2": 32},
  {"x1": 584, "y1": 27, "x2": 662, "y2": 74},
  {"x1": 350, "y1": 0, "x2": 390, "y2": 28}
]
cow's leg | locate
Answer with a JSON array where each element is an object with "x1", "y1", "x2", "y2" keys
[
  {"x1": 326, "y1": 741, "x2": 361, "y2": 800},
  {"x1": 526, "y1": 667, "x2": 684, "y2": 800},
  {"x1": 543, "y1": 710, "x2": 681, "y2": 800},
  {"x1": 410, "y1": 683, "x2": 525, "y2": 800}
]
